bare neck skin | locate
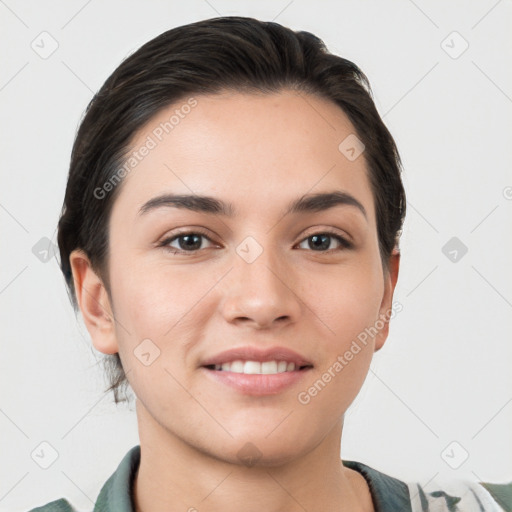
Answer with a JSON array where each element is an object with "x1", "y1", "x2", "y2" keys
[{"x1": 133, "y1": 400, "x2": 374, "y2": 512}]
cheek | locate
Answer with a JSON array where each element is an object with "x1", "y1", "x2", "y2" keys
[
  {"x1": 306, "y1": 259, "x2": 385, "y2": 344},
  {"x1": 109, "y1": 257, "x2": 222, "y2": 386},
  {"x1": 301, "y1": 274, "x2": 382, "y2": 415},
  {"x1": 110, "y1": 255, "x2": 205, "y2": 333},
  {"x1": 109, "y1": 261, "x2": 203, "y2": 411}
]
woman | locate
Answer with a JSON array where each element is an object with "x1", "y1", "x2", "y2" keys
[{"x1": 31, "y1": 16, "x2": 510, "y2": 512}]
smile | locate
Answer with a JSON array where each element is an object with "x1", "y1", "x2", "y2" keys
[
  {"x1": 205, "y1": 360, "x2": 311, "y2": 374},
  {"x1": 202, "y1": 361, "x2": 313, "y2": 395}
]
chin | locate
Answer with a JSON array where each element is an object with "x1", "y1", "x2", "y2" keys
[{"x1": 200, "y1": 432, "x2": 313, "y2": 469}]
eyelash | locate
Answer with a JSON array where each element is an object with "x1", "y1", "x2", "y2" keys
[{"x1": 157, "y1": 229, "x2": 353, "y2": 255}]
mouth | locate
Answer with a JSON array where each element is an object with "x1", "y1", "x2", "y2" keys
[
  {"x1": 200, "y1": 346, "x2": 314, "y2": 395},
  {"x1": 203, "y1": 360, "x2": 313, "y2": 374}
]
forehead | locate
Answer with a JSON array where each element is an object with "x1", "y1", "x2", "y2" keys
[{"x1": 112, "y1": 90, "x2": 375, "y2": 224}]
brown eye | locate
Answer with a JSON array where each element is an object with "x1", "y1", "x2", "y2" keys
[
  {"x1": 159, "y1": 230, "x2": 215, "y2": 254},
  {"x1": 297, "y1": 232, "x2": 352, "y2": 252}
]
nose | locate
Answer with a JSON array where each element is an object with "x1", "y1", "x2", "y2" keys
[{"x1": 220, "y1": 241, "x2": 302, "y2": 330}]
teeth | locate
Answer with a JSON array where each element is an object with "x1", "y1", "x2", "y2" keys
[
  {"x1": 212, "y1": 360, "x2": 299, "y2": 374},
  {"x1": 230, "y1": 360, "x2": 244, "y2": 373},
  {"x1": 244, "y1": 361, "x2": 261, "y2": 374},
  {"x1": 261, "y1": 361, "x2": 277, "y2": 374}
]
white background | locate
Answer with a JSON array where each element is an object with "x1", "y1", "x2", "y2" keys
[{"x1": 1, "y1": 1, "x2": 511, "y2": 510}]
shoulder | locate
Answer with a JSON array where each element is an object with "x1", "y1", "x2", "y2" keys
[
  {"x1": 480, "y1": 481, "x2": 512, "y2": 511},
  {"x1": 407, "y1": 477, "x2": 512, "y2": 511},
  {"x1": 27, "y1": 497, "x2": 77, "y2": 512},
  {"x1": 343, "y1": 459, "x2": 413, "y2": 511},
  {"x1": 343, "y1": 459, "x2": 512, "y2": 512},
  {"x1": 25, "y1": 445, "x2": 140, "y2": 512}
]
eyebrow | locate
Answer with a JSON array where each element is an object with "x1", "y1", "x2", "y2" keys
[{"x1": 138, "y1": 191, "x2": 367, "y2": 220}]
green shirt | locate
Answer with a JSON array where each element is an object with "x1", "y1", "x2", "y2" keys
[{"x1": 28, "y1": 445, "x2": 512, "y2": 511}]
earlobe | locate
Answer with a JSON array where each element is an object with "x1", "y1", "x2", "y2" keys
[
  {"x1": 374, "y1": 250, "x2": 400, "y2": 352},
  {"x1": 69, "y1": 249, "x2": 119, "y2": 355}
]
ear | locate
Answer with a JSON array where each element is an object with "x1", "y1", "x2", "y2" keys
[
  {"x1": 374, "y1": 249, "x2": 400, "y2": 352},
  {"x1": 69, "y1": 249, "x2": 119, "y2": 355}
]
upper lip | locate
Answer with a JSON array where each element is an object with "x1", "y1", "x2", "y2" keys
[{"x1": 200, "y1": 346, "x2": 313, "y2": 368}]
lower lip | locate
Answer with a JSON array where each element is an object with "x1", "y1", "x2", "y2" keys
[{"x1": 201, "y1": 367, "x2": 312, "y2": 396}]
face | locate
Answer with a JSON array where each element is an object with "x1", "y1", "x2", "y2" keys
[{"x1": 72, "y1": 89, "x2": 398, "y2": 466}]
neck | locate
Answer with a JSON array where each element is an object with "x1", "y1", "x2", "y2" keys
[{"x1": 133, "y1": 400, "x2": 373, "y2": 512}]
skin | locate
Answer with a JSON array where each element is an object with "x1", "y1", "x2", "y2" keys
[{"x1": 70, "y1": 89, "x2": 400, "y2": 512}]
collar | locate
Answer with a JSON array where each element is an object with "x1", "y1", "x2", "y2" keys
[{"x1": 93, "y1": 445, "x2": 411, "y2": 512}]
